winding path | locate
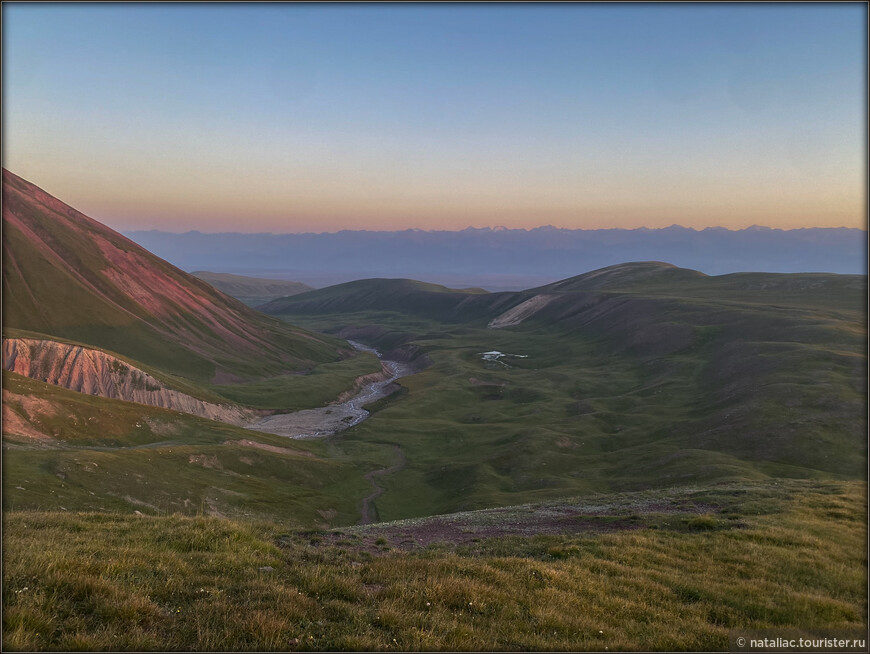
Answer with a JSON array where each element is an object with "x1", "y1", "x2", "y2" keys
[{"x1": 360, "y1": 444, "x2": 406, "y2": 525}]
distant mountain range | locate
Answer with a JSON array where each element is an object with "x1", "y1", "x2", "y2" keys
[{"x1": 125, "y1": 225, "x2": 867, "y2": 290}]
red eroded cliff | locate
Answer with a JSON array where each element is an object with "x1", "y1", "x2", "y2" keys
[{"x1": 3, "y1": 338, "x2": 254, "y2": 425}]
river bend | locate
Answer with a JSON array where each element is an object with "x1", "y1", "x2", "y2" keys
[{"x1": 246, "y1": 340, "x2": 413, "y2": 439}]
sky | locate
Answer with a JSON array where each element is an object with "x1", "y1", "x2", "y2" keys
[{"x1": 2, "y1": 3, "x2": 867, "y2": 233}]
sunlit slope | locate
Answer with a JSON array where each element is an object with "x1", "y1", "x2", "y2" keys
[{"x1": 2, "y1": 169, "x2": 346, "y2": 383}]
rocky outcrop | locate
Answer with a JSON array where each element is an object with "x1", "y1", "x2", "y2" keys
[{"x1": 3, "y1": 338, "x2": 253, "y2": 425}]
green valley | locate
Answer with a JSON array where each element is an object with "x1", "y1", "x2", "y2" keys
[
  {"x1": 262, "y1": 264, "x2": 866, "y2": 521},
  {"x1": 2, "y1": 171, "x2": 866, "y2": 651}
]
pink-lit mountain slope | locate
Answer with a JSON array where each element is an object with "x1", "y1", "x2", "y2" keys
[{"x1": 2, "y1": 169, "x2": 347, "y2": 383}]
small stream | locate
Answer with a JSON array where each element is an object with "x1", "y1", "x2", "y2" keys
[{"x1": 246, "y1": 340, "x2": 414, "y2": 439}]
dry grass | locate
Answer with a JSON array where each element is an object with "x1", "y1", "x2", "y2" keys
[{"x1": 3, "y1": 480, "x2": 866, "y2": 651}]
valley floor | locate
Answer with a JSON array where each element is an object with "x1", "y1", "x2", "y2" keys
[{"x1": 3, "y1": 479, "x2": 866, "y2": 651}]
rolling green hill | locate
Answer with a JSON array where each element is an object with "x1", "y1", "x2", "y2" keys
[
  {"x1": 534, "y1": 261, "x2": 867, "y2": 315},
  {"x1": 533, "y1": 260, "x2": 711, "y2": 292},
  {"x1": 260, "y1": 278, "x2": 506, "y2": 324}
]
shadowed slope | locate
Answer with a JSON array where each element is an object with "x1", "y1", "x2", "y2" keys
[
  {"x1": 261, "y1": 278, "x2": 502, "y2": 323},
  {"x1": 191, "y1": 271, "x2": 313, "y2": 306},
  {"x1": 2, "y1": 169, "x2": 346, "y2": 382}
]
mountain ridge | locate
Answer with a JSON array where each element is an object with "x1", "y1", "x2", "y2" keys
[{"x1": 2, "y1": 169, "x2": 347, "y2": 383}]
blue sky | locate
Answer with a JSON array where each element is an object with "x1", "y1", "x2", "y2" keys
[{"x1": 3, "y1": 3, "x2": 866, "y2": 232}]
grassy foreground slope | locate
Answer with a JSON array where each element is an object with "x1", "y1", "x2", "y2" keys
[
  {"x1": 3, "y1": 479, "x2": 865, "y2": 651},
  {"x1": 266, "y1": 263, "x2": 866, "y2": 521}
]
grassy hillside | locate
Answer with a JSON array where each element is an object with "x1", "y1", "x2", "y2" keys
[
  {"x1": 260, "y1": 278, "x2": 506, "y2": 324},
  {"x1": 3, "y1": 479, "x2": 865, "y2": 651},
  {"x1": 192, "y1": 271, "x2": 313, "y2": 307},
  {"x1": 2, "y1": 169, "x2": 347, "y2": 383},
  {"x1": 535, "y1": 261, "x2": 867, "y2": 315},
  {"x1": 2, "y1": 371, "x2": 395, "y2": 526}
]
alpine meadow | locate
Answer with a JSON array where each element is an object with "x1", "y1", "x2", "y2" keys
[{"x1": 2, "y1": 3, "x2": 867, "y2": 653}]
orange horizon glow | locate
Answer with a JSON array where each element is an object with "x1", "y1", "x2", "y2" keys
[
  {"x1": 8, "y1": 162, "x2": 865, "y2": 234},
  {"x1": 4, "y1": 4, "x2": 865, "y2": 235}
]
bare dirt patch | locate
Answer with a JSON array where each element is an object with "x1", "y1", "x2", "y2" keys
[
  {"x1": 1, "y1": 391, "x2": 59, "y2": 441},
  {"x1": 330, "y1": 491, "x2": 726, "y2": 553},
  {"x1": 224, "y1": 438, "x2": 314, "y2": 458},
  {"x1": 2, "y1": 405, "x2": 52, "y2": 442},
  {"x1": 143, "y1": 417, "x2": 180, "y2": 436},
  {"x1": 488, "y1": 294, "x2": 557, "y2": 328},
  {"x1": 3, "y1": 390, "x2": 61, "y2": 420}
]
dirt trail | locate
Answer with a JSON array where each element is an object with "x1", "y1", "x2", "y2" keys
[
  {"x1": 360, "y1": 445, "x2": 406, "y2": 525},
  {"x1": 329, "y1": 488, "x2": 730, "y2": 554}
]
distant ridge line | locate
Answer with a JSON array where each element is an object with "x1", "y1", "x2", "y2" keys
[
  {"x1": 123, "y1": 225, "x2": 867, "y2": 286},
  {"x1": 126, "y1": 225, "x2": 865, "y2": 237}
]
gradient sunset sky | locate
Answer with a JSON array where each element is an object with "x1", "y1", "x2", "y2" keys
[{"x1": 3, "y1": 3, "x2": 866, "y2": 233}]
